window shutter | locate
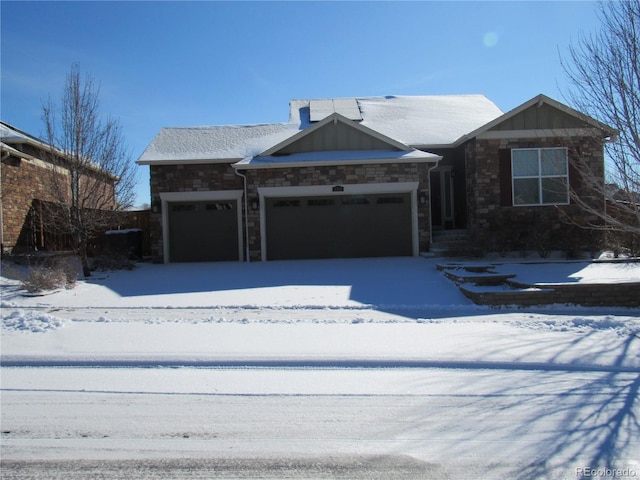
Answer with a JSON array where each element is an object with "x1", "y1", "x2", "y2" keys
[
  {"x1": 499, "y1": 149, "x2": 512, "y2": 206},
  {"x1": 568, "y1": 155, "x2": 581, "y2": 203}
]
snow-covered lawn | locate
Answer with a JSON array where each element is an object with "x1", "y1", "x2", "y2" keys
[{"x1": 1, "y1": 257, "x2": 639, "y2": 479}]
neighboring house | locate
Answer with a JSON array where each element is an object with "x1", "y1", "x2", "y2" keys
[
  {"x1": 1, "y1": 121, "x2": 117, "y2": 254},
  {"x1": 138, "y1": 94, "x2": 614, "y2": 263}
]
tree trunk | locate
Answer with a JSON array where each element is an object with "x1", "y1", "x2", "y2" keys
[{"x1": 78, "y1": 239, "x2": 91, "y2": 278}]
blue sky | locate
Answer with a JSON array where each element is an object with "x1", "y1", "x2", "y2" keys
[{"x1": 1, "y1": 1, "x2": 602, "y2": 207}]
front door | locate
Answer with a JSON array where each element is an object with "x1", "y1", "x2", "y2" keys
[{"x1": 430, "y1": 168, "x2": 455, "y2": 230}]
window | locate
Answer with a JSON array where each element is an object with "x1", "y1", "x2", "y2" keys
[
  {"x1": 376, "y1": 196, "x2": 404, "y2": 205},
  {"x1": 512, "y1": 148, "x2": 569, "y2": 206},
  {"x1": 341, "y1": 196, "x2": 369, "y2": 205},
  {"x1": 308, "y1": 199, "x2": 335, "y2": 207}
]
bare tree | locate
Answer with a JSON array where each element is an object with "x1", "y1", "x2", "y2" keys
[
  {"x1": 561, "y1": 0, "x2": 640, "y2": 240},
  {"x1": 42, "y1": 64, "x2": 137, "y2": 276}
]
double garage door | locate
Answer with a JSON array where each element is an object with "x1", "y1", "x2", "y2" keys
[{"x1": 265, "y1": 193, "x2": 413, "y2": 260}]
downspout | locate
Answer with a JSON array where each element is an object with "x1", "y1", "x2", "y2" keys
[{"x1": 234, "y1": 167, "x2": 251, "y2": 262}]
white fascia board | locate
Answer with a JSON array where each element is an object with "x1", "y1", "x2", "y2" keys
[
  {"x1": 234, "y1": 152, "x2": 441, "y2": 170},
  {"x1": 137, "y1": 157, "x2": 241, "y2": 166}
]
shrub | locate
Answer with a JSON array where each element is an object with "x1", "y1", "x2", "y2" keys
[
  {"x1": 2, "y1": 254, "x2": 81, "y2": 293},
  {"x1": 90, "y1": 248, "x2": 135, "y2": 271},
  {"x1": 21, "y1": 265, "x2": 68, "y2": 293}
]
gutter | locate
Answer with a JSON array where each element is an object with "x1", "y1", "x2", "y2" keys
[
  {"x1": 136, "y1": 157, "x2": 243, "y2": 166},
  {"x1": 233, "y1": 151, "x2": 442, "y2": 170}
]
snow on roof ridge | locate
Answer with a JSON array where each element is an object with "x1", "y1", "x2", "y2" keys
[
  {"x1": 159, "y1": 121, "x2": 295, "y2": 131},
  {"x1": 138, "y1": 122, "x2": 299, "y2": 164},
  {"x1": 290, "y1": 93, "x2": 492, "y2": 102}
]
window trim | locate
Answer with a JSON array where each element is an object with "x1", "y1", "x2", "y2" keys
[{"x1": 511, "y1": 147, "x2": 569, "y2": 206}]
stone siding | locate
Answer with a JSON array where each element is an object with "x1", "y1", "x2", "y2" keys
[
  {"x1": 149, "y1": 162, "x2": 430, "y2": 262},
  {"x1": 465, "y1": 136, "x2": 605, "y2": 255},
  {"x1": 149, "y1": 163, "x2": 243, "y2": 262},
  {"x1": 461, "y1": 281, "x2": 640, "y2": 308},
  {"x1": 245, "y1": 163, "x2": 430, "y2": 261}
]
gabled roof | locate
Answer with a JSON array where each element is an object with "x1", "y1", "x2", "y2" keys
[
  {"x1": 137, "y1": 94, "x2": 504, "y2": 165},
  {"x1": 235, "y1": 148, "x2": 440, "y2": 170},
  {"x1": 259, "y1": 112, "x2": 413, "y2": 157},
  {"x1": 1, "y1": 121, "x2": 119, "y2": 181},
  {"x1": 290, "y1": 95, "x2": 504, "y2": 147},
  {"x1": 237, "y1": 113, "x2": 441, "y2": 169},
  {"x1": 454, "y1": 94, "x2": 617, "y2": 145},
  {"x1": 1, "y1": 121, "x2": 49, "y2": 150},
  {"x1": 137, "y1": 123, "x2": 299, "y2": 164}
]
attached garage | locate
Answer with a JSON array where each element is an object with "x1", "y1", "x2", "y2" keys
[
  {"x1": 260, "y1": 183, "x2": 418, "y2": 261},
  {"x1": 160, "y1": 191, "x2": 243, "y2": 263},
  {"x1": 145, "y1": 111, "x2": 441, "y2": 264}
]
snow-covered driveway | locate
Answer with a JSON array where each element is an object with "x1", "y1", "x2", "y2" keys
[
  {"x1": 1, "y1": 256, "x2": 472, "y2": 310},
  {"x1": 1, "y1": 257, "x2": 639, "y2": 479}
]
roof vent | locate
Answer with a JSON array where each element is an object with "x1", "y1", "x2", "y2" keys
[{"x1": 309, "y1": 99, "x2": 363, "y2": 122}]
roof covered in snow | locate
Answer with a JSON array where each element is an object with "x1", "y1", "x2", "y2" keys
[
  {"x1": 1, "y1": 121, "x2": 47, "y2": 147},
  {"x1": 137, "y1": 94, "x2": 504, "y2": 165},
  {"x1": 137, "y1": 123, "x2": 300, "y2": 164},
  {"x1": 291, "y1": 95, "x2": 504, "y2": 147},
  {"x1": 235, "y1": 149, "x2": 441, "y2": 170}
]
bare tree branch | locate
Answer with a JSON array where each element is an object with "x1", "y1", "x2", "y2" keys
[
  {"x1": 561, "y1": 0, "x2": 640, "y2": 247},
  {"x1": 41, "y1": 64, "x2": 138, "y2": 275}
]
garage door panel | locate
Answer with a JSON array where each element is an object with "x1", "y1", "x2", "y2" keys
[
  {"x1": 168, "y1": 201, "x2": 239, "y2": 262},
  {"x1": 266, "y1": 193, "x2": 412, "y2": 260}
]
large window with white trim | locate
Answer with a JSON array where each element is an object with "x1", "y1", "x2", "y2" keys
[{"x1": 511, "y1": 147, "x2": 569, "y2": 206}]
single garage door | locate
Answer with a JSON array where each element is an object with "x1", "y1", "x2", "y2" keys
[
  {"x1": 265, "y1": 193, "x2": 413, "y2": 260},
  {"x1": 168, "y1": 200, "x2": 239, "y2": 262}
]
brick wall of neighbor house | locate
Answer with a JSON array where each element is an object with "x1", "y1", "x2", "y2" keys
[
  {"x1": 244, "y1": 162, "x2": 431, "y2": 261},
  {"x1": 465, "y1": 136, "x2": 605, "y2": 255},
  {"x1": 149, "y1": 163, "x2": 244, "y2": 262},
  {"x1": 1, "y1": 154, "x2": 69, "y2": 251}
]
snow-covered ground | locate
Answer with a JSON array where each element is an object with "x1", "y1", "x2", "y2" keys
[{"x1": 1, "y1": 257, "x2": 639, "y2": 479}]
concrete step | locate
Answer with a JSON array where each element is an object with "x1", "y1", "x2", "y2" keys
[{"x1": 430, "y1": 230, "x2": 476, "y2": 257}]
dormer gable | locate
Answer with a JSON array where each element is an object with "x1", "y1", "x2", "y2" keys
[{"x1": 455, "y1": 94, "x2": 616, "y2": 144}]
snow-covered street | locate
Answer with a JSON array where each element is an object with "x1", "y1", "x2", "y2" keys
[
  {"x1": 1, "y1": 257, "x2": 639, "y2": 479},
  {"x1": 3, "y1": 366, "x2": 638, "y2": 479}
]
